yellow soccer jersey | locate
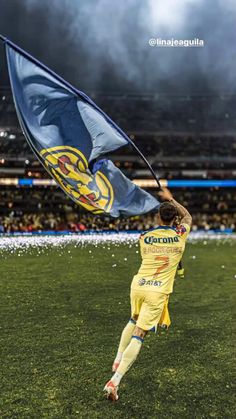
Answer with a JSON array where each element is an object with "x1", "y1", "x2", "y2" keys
[{"x1": 131, "y1": 224, "x2": 190, "y2": 295}]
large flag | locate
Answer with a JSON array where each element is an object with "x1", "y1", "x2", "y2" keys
[{"x1": 5, "y1": 42, "x2": 160, "y2": 217}]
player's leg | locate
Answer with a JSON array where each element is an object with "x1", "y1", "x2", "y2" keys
[
  {"x1": 112, "y1": 289, "x2": 143, "y2": 372},
  {"x1": 104, "y1": 325, "x2": 147, "y2": 401},
  {"x1": 112, "y1": 325, "x2": 147, "y2": 382},
  {"x1": 112, "y1": 317, "x2": 137, "y2": 372},
  {"x1": 104, "y1": 291, "x2": 168, "y2": 401}
]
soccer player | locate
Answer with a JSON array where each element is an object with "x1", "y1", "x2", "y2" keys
[{"x1": 104, "y1": 187, "x2": 192, "y2": 401}]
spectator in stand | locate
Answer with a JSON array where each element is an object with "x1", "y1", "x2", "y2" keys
[{"x1": 0, "y1": 211, "x2": 235, "y2": 233}]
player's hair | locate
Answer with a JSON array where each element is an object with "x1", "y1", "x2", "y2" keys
[{"x1": 158, "y1": 202, "x2": 178, "y2": 224}]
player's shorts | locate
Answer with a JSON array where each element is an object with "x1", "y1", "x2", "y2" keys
[{"x1": 130, "y1": 288, "x2": 169, "y2": 332}]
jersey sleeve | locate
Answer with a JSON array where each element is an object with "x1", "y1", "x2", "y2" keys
[{"x1": 175, "y1": 223, "x2": 191, "y2": 241}]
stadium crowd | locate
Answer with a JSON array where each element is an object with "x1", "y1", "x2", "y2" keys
[
  {"x1": 0, "y1": 186, "x2": 235, "y2": 233},
  {"x1": 1, "y1": 187, "x2": 235, "y2": 211},
  {"x1": 1, "y1": 133, "x2": 236, "y2": 159},
  {"x1": 0, "y1": 211, "x2": 235, "y2": 234}
]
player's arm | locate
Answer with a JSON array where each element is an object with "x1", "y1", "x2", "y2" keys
[
  {"x1": 159, "y1": 187, "x2": 192, "y2": 227},
  {"x1": 171, "y1": 198, "x2": 192, "y2": 227}
]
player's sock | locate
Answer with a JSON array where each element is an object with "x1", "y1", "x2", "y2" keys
[
  {"x1": 177, "y1": 260, "x2": 185, "y2": 278},
  {"x1": 177, "y1": 267, "x2": 185, "y2": 278},
  {"x1": 113, "y1": 319, "x2": 136, "y2": 365},
  {"x1": 111, "y1": 335, "x2": 144, "y2": 386}
]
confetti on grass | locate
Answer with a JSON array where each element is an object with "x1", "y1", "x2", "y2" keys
[{"x1": 0, "y1": 232, "x2": 235, "y2": 255}]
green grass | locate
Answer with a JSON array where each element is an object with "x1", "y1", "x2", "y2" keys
[{"x1": 0, "y1": 240, "x2": 236, "y2": 419}]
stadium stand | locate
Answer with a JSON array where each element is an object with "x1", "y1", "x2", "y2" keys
[{"x1": 0, "y1": 89, "x2": 235, "y2": 233}]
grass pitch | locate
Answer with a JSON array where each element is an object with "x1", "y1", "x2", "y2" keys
[{"x1": 0, "y1": 239, "x2": 236, "y2": 419}]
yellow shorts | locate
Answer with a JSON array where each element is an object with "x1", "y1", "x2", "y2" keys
[{"x1": 130, "y1": 288, "x2": 170, "y2": 332}]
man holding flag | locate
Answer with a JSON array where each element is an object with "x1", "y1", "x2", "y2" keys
[
  {"x1": 1, "y1": 35, "x2": 188, "y2": 403},
  {"x1": 104, "y1": 187, "x2": 192, "y2": 401}
]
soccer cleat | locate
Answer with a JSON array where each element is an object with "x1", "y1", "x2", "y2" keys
[
  {"x1": 103, "y1": 380, "x2": 119, "y2": 401},
  {"x1": 112, "y1": 361, "x2": 120, "y2": 372}
]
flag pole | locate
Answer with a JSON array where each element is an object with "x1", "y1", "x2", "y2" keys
[{"x1": 0, "y1": 34, "x2": 161, "y2": 190}]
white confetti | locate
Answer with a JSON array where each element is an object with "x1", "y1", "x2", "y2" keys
[{"x1": 0, "y1": 232, "x2": 235, "y2": 257}]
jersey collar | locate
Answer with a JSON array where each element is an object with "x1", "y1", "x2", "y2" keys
[{"x1": 148, "y1": 225, "x2": 176, "y2": 232}]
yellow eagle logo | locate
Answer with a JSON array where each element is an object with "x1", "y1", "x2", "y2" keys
[{"x1": 40, "y1": 146, "x2": 114, "y2": 214}]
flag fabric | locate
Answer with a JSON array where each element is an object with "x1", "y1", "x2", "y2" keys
[{"x1": 6, "y1": 44, "x2": 159, "y2": 217}]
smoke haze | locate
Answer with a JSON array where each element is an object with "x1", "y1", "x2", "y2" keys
[{"x1": 0, "y1": 0, "x2": 236, "y2": 94}]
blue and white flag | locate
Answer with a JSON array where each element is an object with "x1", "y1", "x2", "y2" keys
[{"x1": 5, "y1": 43, "x2": 159, "y2": 217}]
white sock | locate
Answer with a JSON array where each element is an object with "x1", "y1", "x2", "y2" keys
[
  {"x1": 114, "y1": 351, "x2": 123, "y2": 364},
  {"x1": 111, "y1": 371, "x2": 123, "y2": 386}
]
